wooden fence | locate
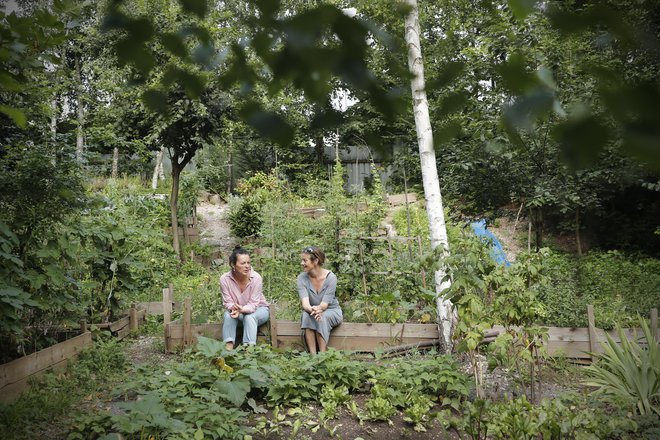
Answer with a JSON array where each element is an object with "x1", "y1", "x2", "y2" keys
[{"x1": 165, "y1": 296, "x2": 658, "y2": 361}]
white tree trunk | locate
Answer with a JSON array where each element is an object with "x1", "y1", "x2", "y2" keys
[
  {"x1": 75, "y1": 54, "x2": 84, "y2": 163},
  {"x1": 111, "y1": 146, "x2": 119, "y2": 178},
  {"x1": 152, "y1": 147, "x2": 164, "y2": 189},
  {"x1": 404, "y1": 0, "x2": 454, "y2": 352},
  {"x1": 158, "y1": 147, "x2": 165, "y2": 180}
]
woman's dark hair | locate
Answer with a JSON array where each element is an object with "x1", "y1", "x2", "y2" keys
[
  {"x1": 302, "y1": 246, "x2": 325, "y2": 265},
  {"x1": 229, "y1": 246, "x2": 249, "y2": 266}
]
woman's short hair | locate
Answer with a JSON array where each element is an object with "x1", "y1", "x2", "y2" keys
[
  {"x1": 302, "y1": 246, "x2": 325, "y2": 265},
  {"x1": 229, "y1": 246, "x2": 249, "y2": 266}
]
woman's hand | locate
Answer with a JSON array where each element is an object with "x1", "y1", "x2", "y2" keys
[
  {"x1": 310, "y1": 305, "x2": 323, "y2": 321},
  {"x1": 230, "y1": 304, "x2": 241, "y2": 318}
]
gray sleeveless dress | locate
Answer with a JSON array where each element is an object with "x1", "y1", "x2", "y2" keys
[{"x1": 298, "y1": 271, "x2": 343, "y2": 342}]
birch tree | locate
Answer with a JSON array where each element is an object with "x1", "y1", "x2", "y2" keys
[{"x1": 404, "y1": 0, "x2": 454, "y2": 352}]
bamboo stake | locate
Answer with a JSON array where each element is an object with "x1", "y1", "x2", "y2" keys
[
  {"x1": 587, "y1": 305, "x2": 598, "y2": 361},
  {"x1": 183, "y1": 297, "x2": 192, "y2": 347},
  {"x1": 358, "y1": 239, "x2": 368, "y2": 295}
]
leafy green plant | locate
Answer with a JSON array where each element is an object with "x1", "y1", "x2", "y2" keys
[
  {"x1": 320, "y1": 385, "x2": 351, "y2": 420},
  {"x1": 227, "y1": 196, "x2": 263, "y2": 238},
  {"x1": 584, "y1": 317, "x2": 659, "y2": 416},
  {"x1": 403, "y1": 394, "x2": 435, "y2": 432}
]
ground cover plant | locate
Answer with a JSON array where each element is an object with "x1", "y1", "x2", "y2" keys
[{"x1": 53, "y1": 335, "x2": 657, "y2": 440}]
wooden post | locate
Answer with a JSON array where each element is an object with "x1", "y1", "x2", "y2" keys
[
  {"x1": 163, "y1": 288, "x2": 172, "y2": 325},
  {"x1": 129, "y1": 304, "x2": 138, "y2": 332},
  {"x1": 79, "y1": 319, "x2": 87, "y2": 334},
  {"x1": 587, "y1": 305, "x2": 598, "y2": 361},
  {"x1": 651, "y1": 308, "x2": 658, "y2": 341},
  {"x1": 268, "y1": 305, "x2": 278, "y2": 348},
  {"x1": 183, "y1": 297, "x2": 192, "y2": 347}
]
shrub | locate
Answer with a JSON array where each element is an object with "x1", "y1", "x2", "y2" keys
[
  {"x1": 584, "y1": 317, "x2": 659, "y2": 416},
  {"x1": 227, "y1": 196, "x2": 263, "y2": 238}
]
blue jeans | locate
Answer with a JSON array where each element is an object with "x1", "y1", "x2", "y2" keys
[{"x1": 222, "y1": 306, "x2": 270, "y2": 345}]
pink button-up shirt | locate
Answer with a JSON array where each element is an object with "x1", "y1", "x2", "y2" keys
[{"x1": 220, "y1": 270, "x2": 269, "y2": 314}]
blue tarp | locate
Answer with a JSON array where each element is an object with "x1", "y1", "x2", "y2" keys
[{"x1": 470, "y1": 219, "x2": 510, "y2": 267}]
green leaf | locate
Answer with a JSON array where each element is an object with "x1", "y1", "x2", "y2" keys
[
  {"x1": 125, "y1": 18, "x2": 154, "y2": 43},
  {"x1": 160, "y1": 33, "x2": 189, "y2": 59},
  {"x1": 180, "y1": 0, "x2": 208, "y2": 19},
  {"x1": 213, "y1": 376, "x2": 251, "y2": 406},
  {"x1": 508, "y1": 0, "x2": 539, "y2": 20},
  {"x1": 0, "y1": 71, "x2": 22, "y2": 91},
  {"x1": 427, "y1": 62, "x2": 465, "y2": 91},
  {"x1": 142, "y1": 89, "x2": 168, "y2": 114},
  {"x1": 196, "y1": 335, "x2": 225, "y2": 357},
  {"x1": 554, "y1": 114, "x2": 611, "y2": 170},
  {"x1": 239, "y1": 103, "x2": 294, "y2": 147},
  {"x1": 0, "y1": 105, "x2": 26, "y2": 128},
  {"x1": 194, "y1": 428, "x2": 204, "y2": 440}
]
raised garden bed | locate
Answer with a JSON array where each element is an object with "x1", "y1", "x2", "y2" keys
[
  {"x1": 164, "y1": 297, "x2": 658, "y2": 362},
  {"x1": 0, "y1": 332, "x2": 92, "y2": 404}
]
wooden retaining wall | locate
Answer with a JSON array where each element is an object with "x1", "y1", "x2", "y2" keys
[
  {"x1": 1, "y1": 303, "x2": 150, "y2": 404},
  {"x1": 0, "y1": 332, "x2": 93, "y2": 404},
  {"x1": 165, "y1": 298, "x2": 658, "y2": 360}
]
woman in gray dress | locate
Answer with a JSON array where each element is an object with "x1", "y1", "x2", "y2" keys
[{"x1": 298, "y1": 246, "x2": 343, "y2": 353}]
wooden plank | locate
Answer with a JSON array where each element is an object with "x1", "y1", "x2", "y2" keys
[
  {"x1": 273, "y1": 321, "x2": 439, "y2": 339},
  {"x1": 115, "y1": 325, "x2": 131, "y2": 340},
  {"x1": 268, "y1": 306, "x2": 278, "y2": 346},
  {"x1": 138, "y1": 300, "x2": 182, "y2": 315},
  {"x1": 0, "y1": 332, "x2": 92, "y2": 403},
  {"x1": 388, "y1": 193, "x2": 417, "y2": 207},
  {"x1": 109, "y1": 316, "x2": 130, "y2": 333},
  {"x1": 546, "y1": 340, "x2": 592, "y2": 359}
]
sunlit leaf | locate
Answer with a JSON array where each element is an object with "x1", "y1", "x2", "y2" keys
[
  {"x1": 0, "y1": 105, "x2": 27, "y2": 128},
  {"x1": 508, "y1": 0, "x2": 540, "y2": 20}
]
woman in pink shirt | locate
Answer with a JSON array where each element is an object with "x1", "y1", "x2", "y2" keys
[{"x1": 220, "y1": 247, "x2": 269, "y2": 349}]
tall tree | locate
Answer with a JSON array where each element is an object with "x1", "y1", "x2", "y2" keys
[{"x1": 404, "y1": 0, "x2": 453, "y2": 352}]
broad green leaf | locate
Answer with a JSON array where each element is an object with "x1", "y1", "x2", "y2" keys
[
  {"x1": 508, "y1": 0, "x2": 539, "y2": 20},
  {"x1": 142, "y1": 89, "x2": 168, "y2": 114},
  {"x1": 554, "y1": 114, "x2": 611, "y2": 170},
  {"x1": 160, "y1": 33, "x2": 189, "y2": 59},
  {"x1": 213, "y1": 376, "x2": 251, "y2": 406},
  {"x1": 0, "y1": 105, "x2": 26, "y2": 128},
  {"x1": 239, "y1": 103, "x2": 294, "y2": 147}
]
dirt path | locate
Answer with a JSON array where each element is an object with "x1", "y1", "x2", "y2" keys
[{"x1": 196, "y1": 201, "x2": 237, "y2": 261}]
